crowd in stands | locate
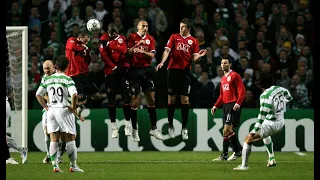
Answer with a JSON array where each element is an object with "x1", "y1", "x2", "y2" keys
[{"x1": 6, "y1": 0, "x2": 314, "y2": 109}]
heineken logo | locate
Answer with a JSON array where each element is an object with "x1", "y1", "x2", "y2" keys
[{"x1": 7, "y1": 109, "x2": 314, "y2": 152}]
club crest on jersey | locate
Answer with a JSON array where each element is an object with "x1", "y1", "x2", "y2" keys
[
  {"x1": 118, "y1": 38, "x2": 123, "y2": 43},
  {"x1": 188, "y1": 40, "x2": 193, "y2": 45},
  {"x1": 227, "y1": 76, "x2": 231, "y2": 82},
  {"x1": 146, "y1": 39, "x2": 150, "y2": 45}
]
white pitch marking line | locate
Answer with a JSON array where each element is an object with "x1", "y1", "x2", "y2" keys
[
  {"x1": 294, "y1": 152, "x2": 306, "y2": 156},
  {"x1": 97, "y1": 160, "x2": 312, "y2": 163}
]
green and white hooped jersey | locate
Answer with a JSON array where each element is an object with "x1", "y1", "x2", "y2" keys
[
  {"x1": 36, "y1": 73, "x2": 77, "y2": 108},
  {"x1": 251, "y1": 86, "x2": 293, "y2": 134}
]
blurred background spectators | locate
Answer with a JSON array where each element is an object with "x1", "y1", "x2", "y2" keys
[{"x1": 6, "y1": 0, "x2": 314, "y2": 110}]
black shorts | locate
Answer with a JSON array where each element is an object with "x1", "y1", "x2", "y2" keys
[
  {"x1": 222, "y1": 102, "x2": 242, "y2": 127},
  {"x1": 129, "y1": 66, "x2": 155, "y2": 95},
  {"x1": 105, "y1": 69, "x2": 130, "y2": 95},
  {"x1": 167, "y1": 69, "x2": 191, "y2": 96},
  {"x1": 71, "y1": 74, "x2": 99, "y2": 97}
]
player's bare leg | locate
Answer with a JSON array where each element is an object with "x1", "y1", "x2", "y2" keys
[
  {"x1": 145, "y1": 91, "x2": 163, "y2": 140},
  {"x1": 180, "y1": 95, "x2": 189, "y2": 140},
  {"x1": 167, "y1": 95, "x2": 176, "y2": 138}
]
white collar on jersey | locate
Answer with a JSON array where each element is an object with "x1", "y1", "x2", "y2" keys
[
  {"x1": 224, "y1": 70, "x2": 233, "y2": 77},
  {"x1": 136, "y1": 32, "x2": 146, "y2": 39},
  {"x1": 108, "y1": 34, "x2": 120, "y2": 40},
  {"x1": 180, "y1": 34, "x2": 191, "y2": 39}
]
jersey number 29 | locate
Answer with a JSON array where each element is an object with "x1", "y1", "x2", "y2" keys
[{"x1": 50, "y1": 87, "x2": 63, "y2": 103}]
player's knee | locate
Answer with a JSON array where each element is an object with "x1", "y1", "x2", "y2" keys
[
  {"x1": 131, "y1": 99, "x2": 139, "y2": 109},
  {"x1": 222, "y1": 126, "x2": 232, "y2": 136},
  {"x1": 168, "y1": 96, "x2": 176, "y2": 104},
  {"x1": 244, "y1": 137, "x2": 251, "y2": 144}
]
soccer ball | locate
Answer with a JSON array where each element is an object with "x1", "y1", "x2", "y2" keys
[{"x1": 86, "y1": 19, "x2": 101, "y2": 32}]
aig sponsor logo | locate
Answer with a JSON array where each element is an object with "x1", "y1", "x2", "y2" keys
[{"x1": 222, "y1": 84, "x2": 229, "y2": 91}]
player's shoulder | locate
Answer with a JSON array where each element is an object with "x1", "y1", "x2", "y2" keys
[
  {"x1": 67, "y1": 37, "x2": 76, "y2": 42},
  {"x1": 231, "y1": 70, "x2": 241, "y2": 77},
  {"x1": 128, "y1": 32, "x2": 137, "y2": 39},
  {"x1": 146, "y1": 33, "x2": 155, "y2": 40},
  {"x1": 100, "y1": 33, "x2": 109, "y2": 41},
  {"x1": 188, "y1": 35, "x2": 198, "y2": 41},
  {"x1": 170, "y1": 33, "x2": 180, "y2": 38},
  {"x1": 118, "y1": 35, "x2": 126, "y2": 42}
]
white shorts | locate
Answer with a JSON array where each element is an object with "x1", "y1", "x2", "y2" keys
[
  {"x1": 258, "y1": 120, "x2": 284, "y2": 139},
  {"x1": 42, "y1": 109, "x2": 48, "y2": 134},
  {"x1": 46, "y1": 107, "x2": 76, "y2": 135}
]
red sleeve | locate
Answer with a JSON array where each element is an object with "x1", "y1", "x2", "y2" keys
[
  {"x1": 99, "y1": 44, "x2": 116, "y2": 68},
  {"x1": 165, "y1": 34, "x2": 175, "y2": 50},
  {"x1": 193, "y1": 38, "x2": 200, "y2": 54},
  {"x1": 214, "y1": 83, "x2": 224, "y2": 108},
  {"x1": 149, "y1": 36, "x2": 156, "y2": 52},
  {"x1": 235, "y1": 73, "x2": 246, "y2": 106},
  {"x1": 127, "y1": 34, "x2": 135, "y2": 48},
  {"x1": 66, "y1": 38, "x2": 86, "y2": 52},
  {"x1": 110, "y1": 36, "x2": 127, "y2": 55},
  {"x1": 84, "y1": 49, "x2": 91, "y2": 64}
]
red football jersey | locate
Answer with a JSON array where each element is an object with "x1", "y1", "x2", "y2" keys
[
  {"x1": 65, "y1": 37, "x2": 91, "y2": 76},
  {"x1": 127, "y1": 32, "x2": 156, "y2": 68},
  {"x1": 165, "y1": 34, "x2": 200, "y2": 70},
  {"x1": 214, "y1": 70, "x2": 246, "y2": 108},
  {"x1": 99, "y1": 34, "x2": 129, "y2": 76}
]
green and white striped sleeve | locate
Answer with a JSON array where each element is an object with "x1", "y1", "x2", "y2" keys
[
  {"x1": 283, "y1": 88, "x2": 293, "y2": 102},
  {"x1": 250, "y1": 97, "x2": 272, "y2": 134}
]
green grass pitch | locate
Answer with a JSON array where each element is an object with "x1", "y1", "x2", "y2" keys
[{"x1": 6, "y1": 151, "x2": 314, "y2": 180}]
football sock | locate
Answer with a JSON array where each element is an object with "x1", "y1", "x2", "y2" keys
[
  {"x1": 49, "y1": 142, "x2": 59, "y2": 167},
  {"x1": 241, "y1": 142, "x2": 251, "y2": 167},
  {"x1": 181, "y1": 104, "x2": 189, "y2": 129},
  {"x1": 148, "y1": 106, "x2": 157, "y2": 130},
  {"x1": 66, "y1": 141, "x2": 77, "y2": 167},
  {"x1": 229, "y1": 132, "x2": 241, "y2": 153},
  {"x1": 131, "y1": 108, "x2": 138, "y2": 129},
  {"x1": 123, "y1": 104, "x2": 131, "y2": 121},
  {"x1": 223, "y1": 136, "x2": 230, "y2": 156},
  {"x1": 111, "y1": 122, "x2": 118, "y2": 130},
  {"x1": 6, "y1": 135, "x2": 22, "y2": 152},
  {"x1": 58, "y1": 140, "x2": 66, "y2": 159},
  {"x1": 108, "y1": 105, "x2": 116, "y2": 123},
  {"x1": 45, "y1": 134, "x2": 50, "y2": 156},
  {"x1": 167, "y1": 103, "x2": 175, "y2": 127},
  {"x1": 263, "y1": 136, "x2": 275, "y2": 160},
  {"x1": 5, "y1": 140, "x2": 10, "y2": 160}
]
